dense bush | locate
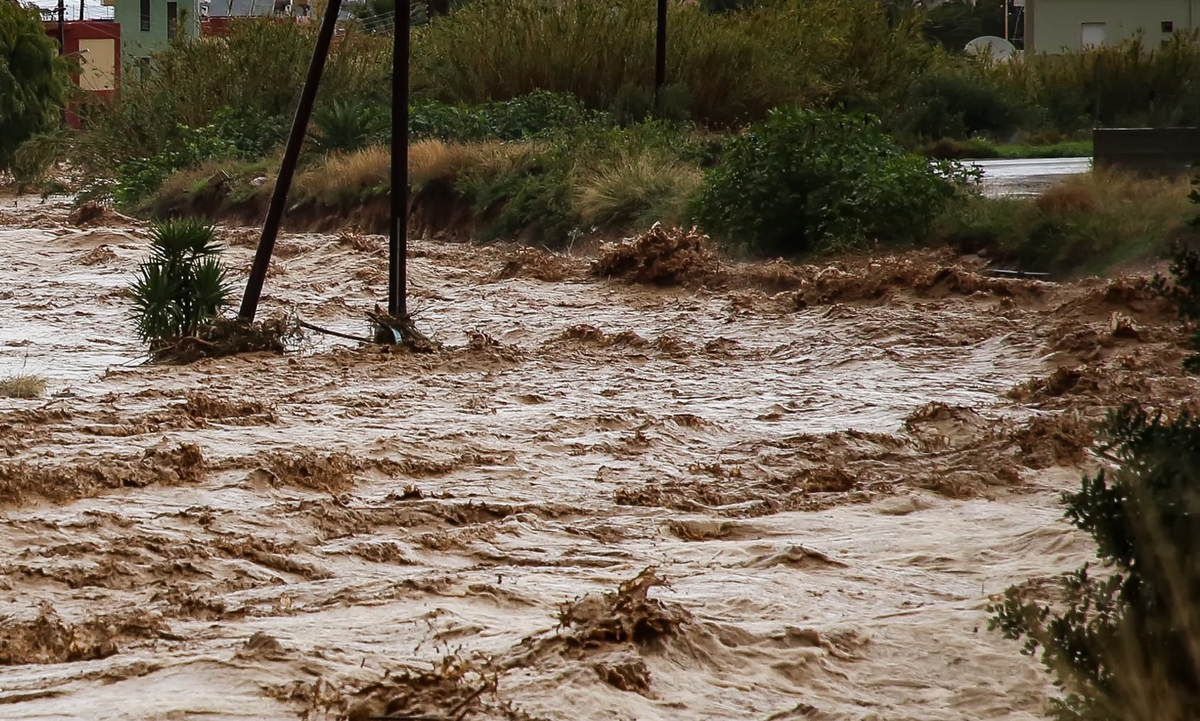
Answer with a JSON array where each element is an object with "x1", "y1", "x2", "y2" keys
[
  {"x1": 0, "y1": 1, "x2": 71, "y2": 172},
  {"x1": 70, "y1": 18, "x2": 389, "y2": 180},
  {"x1": 696, "y1": 108, "x2": 972, "y2": 256},
  {"x1": 898, "y1": 67, "x2": 1025, "y2": 140},
  {"x1": 409, "y1": 91, "x2": 601, "y2": 143},
  {"x1": 990, "y1": 32, "x2": 1200, "y2": 133},
  {"x1": 990, "y1": 403, "x2": 1200, "y2": 721}
]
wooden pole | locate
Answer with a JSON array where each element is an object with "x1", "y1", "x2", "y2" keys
[
  {"x1": 389, "y1": 0, "x2": 410, "y2": 319},
  {"x1": 239, "y1": 0, "x2": 344, "y2": 321}
]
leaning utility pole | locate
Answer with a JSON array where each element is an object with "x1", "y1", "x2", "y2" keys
[{"x1": 238, "y1": 0, "x2": 345, "y2": 322}]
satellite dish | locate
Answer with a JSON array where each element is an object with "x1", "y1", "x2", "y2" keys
[{"x1": 965, "y1": 35, "x2": 1018, "y2": 61}]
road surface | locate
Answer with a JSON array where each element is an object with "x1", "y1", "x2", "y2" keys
[{"x1": 972, "y1": 156, "x2": 1093, "y2": 197}]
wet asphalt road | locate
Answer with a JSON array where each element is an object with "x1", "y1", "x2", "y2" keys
[{"x1": 971, "y1": 156, "x2": 1092, "y2": 197}]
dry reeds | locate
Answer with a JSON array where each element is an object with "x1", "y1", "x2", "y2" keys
[
  {"x1": 936, "y1": 170, "x2": 1195, "y2": 276},
  {"x1": 0, "y1": 373, "x2": 47, "y2": 399}
]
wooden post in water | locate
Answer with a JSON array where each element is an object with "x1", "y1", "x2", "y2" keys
[
  {"x1": 239, "y1": 0, "x2": 344, "y2": 322},
  {"x1": 389, "y1": 0, "x2": 410, "y2": 319}
]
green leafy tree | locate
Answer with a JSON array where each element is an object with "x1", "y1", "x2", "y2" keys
[
  {"x1": 0, "y1": 0, "x2": 70, "y2": 172},
  {"x1": 129, "y1": 219, "x2": 231, "y2": 348}
]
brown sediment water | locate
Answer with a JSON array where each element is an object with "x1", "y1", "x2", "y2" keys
[{"x1": 0, "y1": 199, "x2": 1192, "y2": 721}]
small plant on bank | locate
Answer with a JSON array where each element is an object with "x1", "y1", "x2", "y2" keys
[
  {"x1": 129, "y1": 218, "x2": 231, "y2": 350},
  {"x1": 989, "y1": 404, "x2": 1200, "y2": 721}
]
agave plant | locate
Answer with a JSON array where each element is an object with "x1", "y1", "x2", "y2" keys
[
  {"x1": 309, "y1": 99, "x2": 388, "y2": 154},
  {"x1": 129, "y1": 218, "x2": 231, "y2": 348}
]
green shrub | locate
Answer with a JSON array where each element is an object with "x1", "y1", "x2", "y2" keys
[
  {"x1": 69, "y1": 18, "x2": 389, "y2": 183},
  {"x1": 992, "y1": 32, "x2": 1200, "y2": 134},
  {"x1": 411, "y1": 0, "x2": 938, "y2": 128},
  {"x1": 409, "y1": 91, "x2": 600, "y2": 143},
  {"x1": 310, "y1": 99, "x2": 389, "y2": 154},
  {"x1": 990, "y1": 403, "x2": 1200, "y2": 721},
  {"x1": 129, "y1": 219, "x2": 231, "y2": 347},
  {"x1": 1154, "y1": 202, "x2": 1200, "y2": 372},
  {"x1": 112, "y1": 108, "x2": 287, "y2": 208},
  {"x1": 696, "y1": 107, "x2": 972, "y2": 256},
  {"x1": 899, "y1": 67, "x2": 1025, "y2": 140}
]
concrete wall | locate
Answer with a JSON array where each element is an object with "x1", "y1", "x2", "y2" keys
[
  {"x1": 113, "y1": 0, "x2": 201, "y2": 69},
  {"x1": 1094, "y1": 127, "x2": 1200, "y2": 173},
  {"x1": 1027, "y1": 0, "x2": 1200, "y2": 53}
]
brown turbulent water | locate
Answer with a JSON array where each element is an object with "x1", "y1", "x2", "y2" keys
[{"x1": 0, "y1": 198, "x2": 1193, "y2": 721}]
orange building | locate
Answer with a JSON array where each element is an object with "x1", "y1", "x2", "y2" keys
[{"x1": 43, "y1": 20, "x2": 122, "y2": 127}]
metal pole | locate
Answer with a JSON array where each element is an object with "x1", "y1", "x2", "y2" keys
[
  {"x1": 79, "y1": 0, "x2": 84, "y2": 22},
  {"x1": 654, "y1": 0, "x2": 666, "y2": 111},
  {"x1": 1003, "y1": 0, "x2": 1009, "y2": 42},
  {"x1": 238, "y1": 0, "x2": 344, "y2": 321},
  {"x1": 388, "y1": 0, "x2": 409, "y2": 318}
]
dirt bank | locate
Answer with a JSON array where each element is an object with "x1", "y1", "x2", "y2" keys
[{"x1": 0, "y1": 199, "x2": 1194, "y2": 720}]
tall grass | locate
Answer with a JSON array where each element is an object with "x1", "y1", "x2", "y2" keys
[
  {"x1": 990, "y1": 32, "x2": 1200, "y2": 132},
  {"x1": 934, "y1": 170, "x2": 1195, "y2": 276},
  {"x1": 411, "y1": 0, "x2": 940, "y2": 127}
]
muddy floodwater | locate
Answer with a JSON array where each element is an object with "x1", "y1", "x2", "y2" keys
[{"x1": 0, "y1": 199, "x2": 1193, "y2": 721}]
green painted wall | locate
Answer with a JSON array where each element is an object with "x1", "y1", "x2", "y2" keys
[
  {"x1": 113, "y1": 0, "x2": 201, "y2": 70},
  {"x1": 1027, "y1": 0, "x2": 1200, "y2": 52}
]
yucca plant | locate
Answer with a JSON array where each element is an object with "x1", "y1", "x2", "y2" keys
[{"x1": 129, "y1": 219, "x2": 231, "y2": 348}]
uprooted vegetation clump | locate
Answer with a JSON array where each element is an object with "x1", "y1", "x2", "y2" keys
[
  {"x1": 153, "y1": 315, "x2": 300, "y2": 364},
  {"x1": 592, "y1": 225, "x2": 724, "y2": 288},
  {"x1": 343, "y1": 655, "x2": 497, "y2": 721},
  {"x1": 557, "y1": 567, "x2": 691, "y2": 647},
  {"x1": 0, "y1": 604, "x2": 166, "y2": 665}
]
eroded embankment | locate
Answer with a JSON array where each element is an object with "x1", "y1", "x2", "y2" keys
[{"x1": 0, "y1": 200, "x2": 1194, "y2": 721}]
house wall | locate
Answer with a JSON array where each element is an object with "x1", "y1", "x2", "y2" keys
[
  {"x1": 113, "y1": 0, "x2": 202, "y2": 69},
  {"x1": 42, "y1": 21, "x2": 121, "y2": 127},
  {"x1": 1027, "y1": 0, "x2": 1200, "y2": 52}
]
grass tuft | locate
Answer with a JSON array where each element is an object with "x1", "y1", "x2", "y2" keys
[
  {"x1": 0, "y1": 373, "x2": 47, "y2": 399},
  {"x1": 572, "y1": 149, "x2": 701, "y2": 229}
]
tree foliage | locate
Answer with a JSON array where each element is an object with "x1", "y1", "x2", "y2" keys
[
  {"x1": 0, "y1": 0, "x2": 70, "y2": 172},
  {"x1": 990, "y1": 404, "x2": 1200, "y2": 721}
]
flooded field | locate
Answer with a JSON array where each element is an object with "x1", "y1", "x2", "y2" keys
[{"x1": 0, "y1": 198, "x2": 1193, "y2": 721}]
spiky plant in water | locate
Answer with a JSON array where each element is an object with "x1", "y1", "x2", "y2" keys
[{"x1": 129, "y1": 218, "x2": 231, "y2": 348}]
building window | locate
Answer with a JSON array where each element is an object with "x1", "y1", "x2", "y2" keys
[
  {"x1": 1162, "y1": 21, "x2": 1175, "y2": 33},
  {"x1": 140, "y1": 0, "x2": 151, "y2": 31},
  {"x1": 167, "y1": 1, "x2": 178, "y2": 38},
  {"x1": 1081, "y1": 22, "x2": 1106, "y2": 48}
]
